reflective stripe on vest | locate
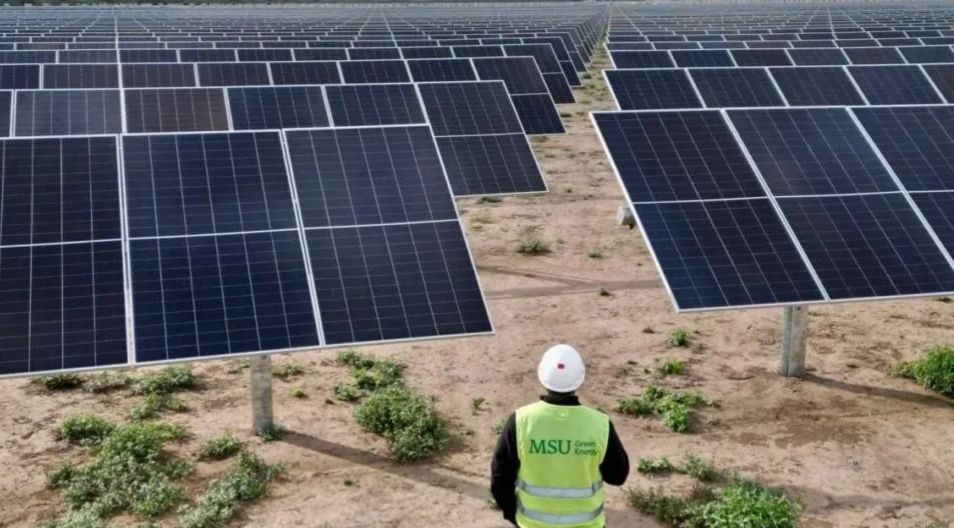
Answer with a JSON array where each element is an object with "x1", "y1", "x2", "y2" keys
[
  {"x1": 517, "y1": 479, "x2": 604, "y2": 499},
  {"x1": 517, "y1": 503, "x2": 605, "y2": 525}
]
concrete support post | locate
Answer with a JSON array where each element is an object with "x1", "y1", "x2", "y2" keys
[
  {"x1": 617, "y1": 206, "x2": 636, "y2": 229},
  {"x1": 779, "y1": 306, "x2": 809, "y2": 377},
  {"x1": 249, "y1": 355, "x2": 274, "y2": 433}
]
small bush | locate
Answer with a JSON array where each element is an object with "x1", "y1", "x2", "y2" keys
[
  {"x1": 131, "y1": 394, "x2": 189, "y2": 421},
  {"x1": 290, "y1": 387, "x2": 307, "y2": 399},
  {"x1": 180, "y1": 452, "x2": 281, "y2": 528},
  {"x1": 57, "y1": 415, "x2": 115, "y2": 446},
  {"x1": 471, "y1": 397, "x2": 486, "y2": 413},
  {"x1": 353, "y1": 361, "x2": 405, "y2": 391},
  {"x1": 197, "y1": 434, "x2": 243, "y2": 461},
  {"x1": 637, "y1": 457, "x2": 674, "y2": 475},
  {"x1": 133, "y1": 366, "x2": 195, "y2": 395},
  {"x1": 667, "y1": 329, "x2": 692, "y2": 348},
  {"x1": 660, "y1": 359, "x2": 685, "y2": 376},
  {"x1": 894, "y1": 346, "x2": 954, "y2": 397},
  {"x1": 625, "y1": 488, "x2": 693, "y2": 525},
  {"x1": 617, "y1": 386, "x2": 713, "y2": 433},
  {"x1": 36, "y1": 374, "x2": 85, "y2": 391},
  {"x1": 84, "y1": 372, "x2": 131, "y2": 394},
  {"x1": 683, "y1": 456, "x2": 718, "y2": 483},
  {"x1": 355, "y1": 387, "x2": 449, "y2": 461},
  {"x1": 691, "y1": 482, "x2": 802, "y2": 528},
  {"x1": 42, "y1": 506, "x2": 108, "y2": 528},
  {"x1": 516, "y1": 238, "x2": 551, "y2": 256},
  {"x1": 272, "y1": 361, "x2": 306, "y2": 380},
  {"x1": 334, "y1": 384, "x2": 363, "y2": 402}
]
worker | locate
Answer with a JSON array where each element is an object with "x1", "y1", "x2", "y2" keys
[{"x1": 491, "y1": 344, "x2": 630, "y2": 527}]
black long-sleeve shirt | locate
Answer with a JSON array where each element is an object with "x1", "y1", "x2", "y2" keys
[{"x1": 490, "y1": 393, "x2": 630, "y2": 525}]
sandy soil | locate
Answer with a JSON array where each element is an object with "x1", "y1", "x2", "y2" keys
[{"x1": 1, "y1": 52, "x2": 953, "y2": 528}]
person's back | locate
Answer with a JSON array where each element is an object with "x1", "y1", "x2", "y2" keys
[{"x1": 491, "y1": 345, "x2": 630, "y2": 528}]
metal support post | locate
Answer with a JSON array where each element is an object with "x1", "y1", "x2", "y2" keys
[
  {"x1": 779, "y1": 306, "x2": 809, "y2": 377},
  {"x1": 249, "y1": 355, "x2": 274, "y2": 433}
]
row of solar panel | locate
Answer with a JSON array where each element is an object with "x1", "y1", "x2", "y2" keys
[
  {"x1": 606, "y1": 39, "x2": 954, "y2": 51},
  {"x1": 593, "y1": 106, "x2": 954, "y2": 311},
  {"x1": 608, "y1": 29, "x2": 954, "y2": 41},
  {"x1": 0, "y1": 126, "x2": 494, "y2": 377},
  {"x1": 610, "y1": 46, "x2": 954, "y2": 68},
  {"x1": 606, "y1": 64, "x2": 954, "y2": 110}
]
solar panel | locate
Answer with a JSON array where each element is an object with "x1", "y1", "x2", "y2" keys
[
  {"x1": 238, "y1": 49, "x2": 293, "y2": 62},
  {"x1": 43, "y1": 64, "x2": 118, "y2": 89},
  {"x1": 728, "y1": 108, "x2": 898, "y2": 196},
  {"x1": 899, "y1": 45, "x2": 954, "y2": 64},
  {"x1": 787, "y1": 48, "x2": 848, "y2": 65},
  {"x1": 731, "y1": 49, "x2": 793, "y2": 66},
  {"x1": 14, "y1": 89, "x2": 122, "y2": 136},
  {"x1": 402, "y1": 47, "x2": 453, "y2": 59},
  {"x1": 610, "y1": 50, "x2": 674, "y2": 69},
  {"x1": 0, "y1": 50, "x2": 55, "y2": 63},
  {"x1": 326, "y1": 83, "x2": 425, "y2": 127},
  {"x1": 671, "y1": 50, "x2": 734, "y2": 67},
  {"x1": 122, "y1": 64, "x2": 196, "y2": 88},
  {"x1": 348, "y1": 47, "x2": 401, "y2": 60},
  {"x1": 294, "y1": 48, "x2": 348, "y2": 61},
  {"x1": 472, "y1": 56, "x2": 549, "y2": 95},
  {"x1": 340, "y1": 60, "x2": 410, "y2": 83},
  {"x1": 911, "y1": 192, "x2": 954, "y2": 254},
  {"x1": 0, "y1": 91, "x2": 9, "y2": 135},
  {"x1": 848, "y1": 65, "x2": 943, "y2": 105},
  {"x1": 124, "y1": 88, "x2": 230, "y2": 133},
  {"x1": 227, "y1": 86, "x2": 329, "y2": 130},
  {"x1": 407, "y1": 58, "x2": 477, "y2": 82},
  {"x1": 180, "y1": 49, "x2": 237, "y2": 62},
  {"x1": 437, "y1": 134, "x2": 544, "y2": 195},
  {"x1": 0, "y1": 65, "x2": 38, "y2": 89},
  {"x1": 511, "y1": 94, "x2": 565, "y2": 135},
  {"x1": 120, "y1": 49, "x2": 177, "y2": 63},
  {"x1": 922, "y1": 64, "x2": 954, "y2": 102},
  {"x1": 418, "y1": 81, "x2": 523, "y2": 136},
  {"x1": 270, "y1": 61, "x2": 341, "y2": 85},
  {"x1": 689, "y1": 68, "x2": 785, "y2": 108},
  {"x1": 197, "y1": 62, "x2": 270, "y2": 87},
  {"x1": 59, "y1": 50, "x2": 116, "y2": 64},
  {"x1": 605, "y1": 69, "x2": 702, "y2": 110},
  {"x1": 768, "y1": 67, "x2": 865, "y2": 106},
  {"x1": 453, "y1": 45, "x2": 503, "y2": 58}
]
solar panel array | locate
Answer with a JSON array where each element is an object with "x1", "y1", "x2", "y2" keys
[
  {"x1": 596, "y1": 4, "x2": 954, "y2": 312},
  {"x1": 0, "y1": 6, "x2": 606, "y2": 378}
]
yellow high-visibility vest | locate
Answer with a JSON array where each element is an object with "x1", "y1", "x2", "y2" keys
[{"x1": 515, "y1": 401, "x2": 609, "y2": 528}]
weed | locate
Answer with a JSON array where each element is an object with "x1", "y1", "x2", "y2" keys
[
  {"x1": 478, "y1": 196, "x2": 502, "y2": 204},
  {"x1": 588, "y1": 249, "x2": 604, "y2": 259},
  {"x1": 272, "y1": 361, "x2": 306, "y2": 380},
  {"x1": 617, "y1": 386, "x2": 713, "y2": 433},
  {"x1": 692, "y1": 481, "x2": 802, "y2": 527},
  {"x1": 290, "y1": 387, "x2": 307, "y2": 399},
  {"x1": 41, "y1": 506, "x2": 108, "y2": 528},
  {"x1": 196, "y1": 434, "x2": 243, "y2": 461},
  {"x1": 516, "y1": 238, "x2": 551, "y2": 255},
  {"x1": 257, "y1": 424, "x2": 284, "y2": 443},
  {"x1": 57, "y1": 415, "x2": 115, "y2": 446},
  {"x1": 131, "y1": 394, "x2": 189, "y2": 421},
  {"x1": 642, "y1": 327, "x2": 655, "y2": 334},
  {"x1": 334, "y1": 384, "x2": 363, "y2": 402},
  {"x1": 937, "y1": 296, "x2": 952, "y2": 303},
  {"x1": 893, "y1": 346, "x2": 954, "y2": 397},
  {"x1": 356, "y1": 387, "x2": 449, "y2": 461},
  {"x1": 353, "y1": 360, "x2": 405, "y2": 392},
  {"x1": 560, "y1": 112, "x2": 573, "y2": 118},
  {"x1": 660, "y1": 359, "x2": 685, "y2": 376},
  {"x1": 179, "y1": 452, "x2": 280, "y2": 528},
  {"x1": 133, "y1": 366, "x2": 195, "y2": 396},
  {"x1": 637, "y1": 457, "x2": 674, "y2": 475},
  {"x1": 667, "y1": 329, "x2": 692, "y2": 348},
  {"x1": 84, "y1": 372, "x2": 131, "y2": 394},
  {"x1": 471, "y1": 397, "x2": 486, "y2": 414},
  {"x1": 337, "y1": 350, "x2": 377, "y2": 370},
  {"x1": 35, "y1": 373, "x2": 85, "y2": 391},
  {"x1": 625, "y1": 488, "x2": 693, "y2": 525},
  {"x1": 682, "y1": 456, "x2": 718, "y2": 483}
]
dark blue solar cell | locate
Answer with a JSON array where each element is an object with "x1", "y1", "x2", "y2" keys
[
  {"x1": 731, "y1": 49, "x2": 792, "y2": 66},
  {"x1": 922, "y1": 65, "x2": 954, "y2": 103},
  {"x1": 593, "y1": 111, "x2": 765, "y2": 202},
  {"x1": 0, "y1": 91, "x2": 9, "y2": 135},
  {"x1": 122, "y1": 132, "x2": 297, "y2": 238},
  {"x1": 401, "y1": 47, "x2": 453, "y2": 59},
  {"x1": 0, "y1": 241, "x2": 127, "y2": 375},
  {"x1": 911, "y1": 192, "x2": 954, "y2": 255},
  {"x1": 0, "y1": 50, "x2": 55, "y2": 63},
  {"x1": 120, "y1": 49, "x2": 177, "y2": 63},
  {"x1": 340, "y1": 60, "x2": 410, "y2": 83},
  {"x1": 130, "y1": 231, "x2": 319, "y2": 362},
  {"x1": 605, "y1": 69, "x2": 702, "y2": 110},
  {"x1": 437, "y1": 134, "x2": 544, "y2": 196},
  {"x1": 285, "y1": 126, "x2": 457, "y2": 228},
  {"x1": 418, "y1": 81, "x2": 523, "y2": 136},
  {"x1": 326, "y1": 84, "x2": 424, "y2": 127},
  {"x1": 197, "y1": 63, "x2": 269, "y2": 86},
  {"x1": 270, "y1": 61, "x2": 340, "y2": 85},
  {"x1": 787, "y1": 48, "x2": 848, "y2": 65},
  {"x1": 848, "y1": 66, "x2": 943, "y2": 105},
  {"x1": 472, "y1": 56, "x2": 548, "y2": 95},
  {"x1": 452, "y1": 45, "x2": 503, "y2": 58},
  {"x1": 844, "y1": 47, "x2": 905, "y2": 65},
  {"x1": 407, "y1": 58, "x2": 476, "y2": 82},
  {"x1": 503, "y1": 44, "x2": 562, "y2": 74},
  {"x1": 778, "y1": 193, "x2": 954, "y2": 299},
  {"x1": 294, "y1": 48, "x2": 348, "y2": 61},
  {"x1": 689, "y1": 68, "x2": 785, "y2": 108},
  {"x1": 122, "y1": 64, "x2": 196, "y2": 88},
  {"x1": 237, "y1": 48, "x2": 292, "y2": 62},
  {"x1": 14, "y1": 89, "x2": 122, "y2": 136},
  {"x1": 854, "y1": 106, "x2": 954, "y2": 191},
  {"x1": 610, "y1": 50, "x2": 674, "y2": 69},
  {"x1": 635, "y1": 199, "x2": 824, "y2": 310},
  {"x1": 58, "y1": 50, "x2": 116, "y2": 63},
  {"x1": 671, "y1": 50, "x2": 734, "y2": 67},
  {"x1": 899, "y1": 45, "x2": 954, "y2": 64},
  {"x1": 124, "y1": 88, "x2": 229, "y2": 133},
  {"x1": 542, "y1": 72, "x2": 575, "y2": 104},
  {"x1": 729, "y1": 108, "x2": 897, "y2": 196},
  {"x1": 768, "y1": 67, "x2": 865, "y2": 106},
  {"x1": 511, "y1": 94, "x2": 564, "y2": 135},
  {"x1": 180, "y1": 49, "x2": 236, "y2": 62},
  {"x1": 43, "y1": 64, "x2": 117, "y2": 88},
  {"x1": 348, "y1": 47, "x2": 401, "y2": 60},
  {"x1": 228, "y1": 86, "x2": 327, "y2": 130},
  {"x1": 0, "y1": 136, "x2": 120, "y2": 246},
  {"x1": 305, "y1": 221, "x2": 491, "y2": 345}
]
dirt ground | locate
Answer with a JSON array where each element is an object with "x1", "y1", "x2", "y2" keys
[{"x1": 1, "y1": 52, "x2": 953, "y2": 528}]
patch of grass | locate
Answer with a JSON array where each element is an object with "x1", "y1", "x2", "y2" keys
[
  {"x1": 355, "y1": 386, "x2": 449, "y2": 462},
  {"x1": 272, "y1": 361, "x2": 305, "y2": 380},
  {"x1": 353, "y1": 360, "x2": 405, "y2": 392},
  {"x1": 660, "y1": 358, "x2": 685, "y2": 376},
  {"x1": 131, "y1": 394, "x2": 189, "y2": 421},
  {"x1": 588, "y1": 248, "x2": 604, "y2": 259},
  {"x1": 225, "y1": 360, "x2": 250, "y2": 374},
  {"x1": 179, "y1": 451, "x2": 280, "y2": 528},
  {"x1": 84, "y1": 372, "x2": 132, "y2": 394},
  {"x1": 41, "y1": 506, "x2": 108, "y2": 528},
  {"x1": 625, "y1": 488, "x2": 693, "y2": 525},
  {"x1": 196, "y1": 434, "x2": 243, "y2": 461},
  {"x1": 516, "y1": 238, "x2": 551, "y2": 256},
  {"x1": 893, "y1": 346, "x2": 954, "y2": 397},
  {"x1": 290, "y1": 387, "x2": 307, "y2": 399},
  {"x1": 477, "y1": 196, "x2": 502, "y2": 204},
  {"x1": 338, "y1": 349, "x2": 377, "y2": 370},
  {"x1": 133, "y1": 366, "x2": 195, "y2": 396},
  {"x1": 56, "y1": 415, "x2": 116, "y2": 446},
  {"x1": 334, "y1": 384, "x2": 363, "y2": 402},
  {"x1": 667, "y1": 329, "x2": 692, "y2": 348},
  {"x1": 682, "y1": 455, "x2": 718, "y2": 483},
  {"x1": 637, "y1": 457, "x2": 674, "y2": 475},
  {"x1": 617, "y1": 386, "x2": 714, "y2": 433},
  {"x1": 35, "y1": 373, "x2": 85, "y2": 391}
]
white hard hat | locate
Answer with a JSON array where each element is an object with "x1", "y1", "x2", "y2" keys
[{"x1": 538, "y1": 344, "x2": 585, "y2": 393}]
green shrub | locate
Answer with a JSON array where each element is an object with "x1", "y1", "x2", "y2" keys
[
  {"x1": 337, "y1": 349, "x2": 377, "y2": 370},
  {"x1": 334, "y1": 384, "x2": 363, "y2": 402},
  {"x1": 133, "y1": 366, "x2": 195, "y2": 395},
  {"x1": 42, "y1": 506, "x2": 108, "y2": 528},
  {"x1": 625, "y1": 488, "x2": 693, "y2": 525},
  {"x1": 180, "y1": 452, "x2": 281, "y2": 528},
  {"x1": 197, "y1": 434, "x2": 243, "y2": 461},
  {"x1": 272, "y1": 361, "x2": 305, "y2": 380},
  {"x1": 637, "y1": 457, "x2": 674, "y2": 475},
  {"x1": 617, "y1": 386, "x2": 713, "y2": 433},
  {"x1": 290, "y1": 387, "x2": 307, "y2": 399},
  {"x1": 667, "y1": 329, "x2": 692, "y2": 348},
  {"x1": 355, "y1": 387, "x2": 449, "y2": 461},
  {"x1": 84, "y1": 372, "x2": 132, "y2": 394},
  {"x1": 131, "y1": 394, "x2": 189, "y2": 420},
  {"x1": 36, "y1": 373, "x2": 85, "y2": 391},
  {"x1": 353, "y1": 361, "x2": 405, "y2": 391},
  {"x1": 682, "y1": 456, "x2": 718, "y2": 483},
  {"x1": 57, "y1": 415, "x2": 116, "y2": 446},
  {"x1": 516, "y1": 238, "x2": 551, "y2": 255},
  {"x1": 691, "y1": 482, "x2": 802, "y2": 528},
  {"x1": 660, "y1": 359, "x2": 685, "y2": 376},
  {"x1": 894, "y1": 346, "x2": 954, "y2": 397}
]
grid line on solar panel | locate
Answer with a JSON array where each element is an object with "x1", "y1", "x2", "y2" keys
[
  {"x1": 436, "y1": 133, "x2": 545, "y2": 196},
  {"x1": 510, "y1": 93, "x2": 565, "y2": 135},
  {"x1": 124, "y1": 88, "x2": 230, "y2": 133},
  {"x1": 417, "y1": 80, "x2": 524, "y2": 137},
  {"x1": 14, "y1": 89, "x2": 122, "y2": 136},
  {"x1": 911, "y1": 191, "x2": 954, "y2": 255},
  {"x1": 605, "y1": 69, "x2": 702, "y2": 110}
]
